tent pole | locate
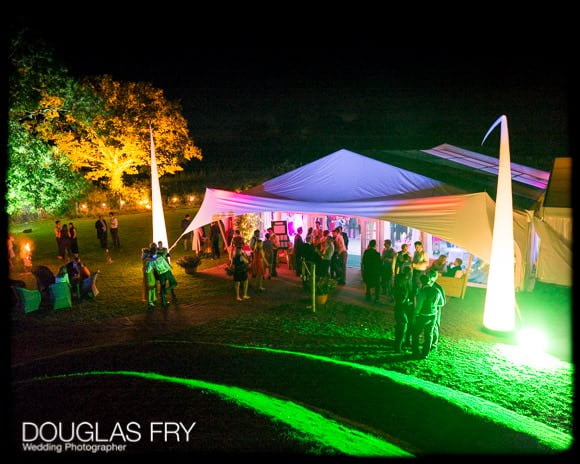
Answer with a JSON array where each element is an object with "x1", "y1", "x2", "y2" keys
[
  {"x1": 216, "y1": 219, "x2": 228, "y2": 253},
  {"x1": 461, "y1": 253, "x2": 474, "y2": 298},
  {"x1": 312, "y1": 263, "x2": 316, "y2": 313}
]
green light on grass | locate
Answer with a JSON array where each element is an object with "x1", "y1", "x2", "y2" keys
[
  {"x1": 512, "y1": 327, "x2": 554, "y2": 367},
  {"x1": 516, "y1": 328, "x2": 548, "y2": 354},
  {"x1": 494, "y1": 343, "x2": 563, "y2": 370},
  {"x1": 223, "y1": 344, "x2": 571, "y2": 451},
  {"x1": 47, "y1": 370, "x2": 412, "y2": 457}
]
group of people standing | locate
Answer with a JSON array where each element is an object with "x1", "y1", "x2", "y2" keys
[
  {"x1": 179, "y1": 215, "x2": 454, "y2": 357},
  {"x1": 54, "y1": 256, "x2": 95, "y2": 301},
  {"x1": 361, "y1": 239, "x2": 448, "y2": 358},
  {"x1": 53, "y1": 212, "x2": 120, "y2": 262},
  {"x1": 293, "y1": 222, "x2": 349, "y2": 285},
  {"x1": 51, "y1": 219, "x2": 97, "y2": 302},
  {"x1": 53, "y1": 211, "x2": 120, "y2": 262},
  {"x1": 228, "y1": 227, "x2": 281, "y2": 301},
  {"x1": 54, "y1": 220, "x2": 80, "y2": 261},
  {"x1": 180, "y1": 215, "x2": 221, "y2": 259},
  {"x1": 141, "y1": 241, "x2": 177, "y2": 308},
  {"x1": 95, "y1": 212, "x2": 120, "y2": 250}
]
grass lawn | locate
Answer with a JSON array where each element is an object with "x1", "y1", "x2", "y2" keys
[
  {"x1": 8, "y1": 211, "x2": 574, "y2": 455},
  {"x1": 9, "y1": 207, "x2": 230, "y2": 321}
]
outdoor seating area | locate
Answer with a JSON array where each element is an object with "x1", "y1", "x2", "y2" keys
[
  {"x1": 436, "y1": 275, "x2": 468, "y2": 299},
  {"x1": 13, "y1": 286, "x2": 42, "y2": 314},
  {"x1": 11, "y1": 266, "x2": 100, "y2": 313}
]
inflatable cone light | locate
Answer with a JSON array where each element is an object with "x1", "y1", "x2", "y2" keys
[
  {"x1": 482, "y1": 115, "x2": 516, "y2": 333},
  {"x1": 150, "y1": 125, "x2": 168, "y2": 248}
]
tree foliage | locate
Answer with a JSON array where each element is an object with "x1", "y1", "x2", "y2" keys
[
  {"x1": 235, "y1": 213, "x2": 260, "y2": 242},
  {"x1": 45, "y1": 75, "x2": 202, "y2": 194},
  {"x1": 7, "y1": 30, "x2": 202, "y2": 218},
  {"x1": 6, "y1": 121, "x2": 88, "y2": 216},
  {"x1": 7, "y1": 31, "x2": 92, "y2": 217}
]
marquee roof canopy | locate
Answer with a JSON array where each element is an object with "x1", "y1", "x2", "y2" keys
[{"x1": 174, "y1": 147, "x2": 549, "y2": 266}]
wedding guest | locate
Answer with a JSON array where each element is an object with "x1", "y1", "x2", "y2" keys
[
  {"x1": 7, "y1": 234, "x2": 16, "y2": 269},
  {"x1": 412, "y1": 273, "x2": 444, "y2": 359},
  {"x1": 393, "y1": 266, "x2": 414, "y2": 352},
  {"x1": 444, "y1": 258, "x2": 464, "y2": 277},
  {"x1": 68, "y1": 222, "x2": 79, "y2": 257},
  {"x1": 181, "y1": 214, "x2": 192, "y2": 250},
  {"x1": 232, "y1": 246, "x2": 250, "y2": 301},
  {"x1": 210, "y1": 221, "x2": 221, "y2": 259},
  {"x1": 146, "y1": 242, "x2": 178, "y2": 306},
  {"x1": 380, "y1": 239, "x2": 396, "y2": 298},
  {"x1": 362, "y1": 239, "x2": 381, "y2": 303},
  {"x1": 267, "y1": 227, "x2": 280, "y2": 277},
  {"x1": 95, "y1": 215, "x2": 108, "y2": 248},
  {"x1": 412, "y1": 241, "x2": 429, "y2": 297},
  {"x1": 60, "y1": 223, "x2": 72, "y2": 261},
  {"x1": 429, "y1": 255, "x2": 448, "y2": 274},
  {"x1": 250, "y1": 239, "x2": 268, "y2": 291},
  {"x1": 54, "y1": 220, "x2": 63, "y2": 259},
  {"x1": 109, "y1": 212, "x2": 120, "y2": 248}
]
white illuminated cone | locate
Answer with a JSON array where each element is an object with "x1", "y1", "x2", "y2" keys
[
  {"x1": 150, "y1": 125, "x2": 169, "y2": 248},
  {"x1": 482, "y1": 115, "x2": 516, "y2": 332}
]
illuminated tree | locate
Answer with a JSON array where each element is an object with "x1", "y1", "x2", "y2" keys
[
  {"x1": 235, "y1": 213, "x2": 260, "y2": 242},
  {"x1": 7, "y1": 31, "x2": 92, "y2": 217},
  {"x1": 7, "y1": 31, "x2": 201, "y2": 216},
  {"x1": 47, "y1": 75, "x2": 202, "y2": 194},
  {"x1": 6, "y1": 121, "x2": 88, "y2": 216}
]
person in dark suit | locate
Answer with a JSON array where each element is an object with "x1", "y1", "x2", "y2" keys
[
  {"x1": 95, "y1": 215, "x2": 108, "y2": 248},
  {"x1": 181, "y1": 214, "x2": 192, "y2": 250},
  {"x1": 294, "y1": 227, "x2": 304, "y2": 277},
  {"x1": 393, "y1": 266, "x2": 414, "y2": 352},
  {"x1": 362, "y1": 239, "x2": 381, "y2": 303},
  {"x1": 210, "y1": 222, "x2": 221, "y2": 259}
]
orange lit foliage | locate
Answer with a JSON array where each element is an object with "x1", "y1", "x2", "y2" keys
[{"x1": 46, "y1": 75, "x2": 202, "y2": 194}]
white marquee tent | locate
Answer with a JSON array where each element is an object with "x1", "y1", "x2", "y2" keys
[
  {"x1": 175, "y1": 147, "x2": 571, "y2": 289},
  {"x1": 533, "y1": 157, "x2": 572, "y2": 286}
]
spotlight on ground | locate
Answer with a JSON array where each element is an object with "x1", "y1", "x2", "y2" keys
[
  {"x1": 495, "y1": 327, "x2": 563, "y2": 369},
  {"x1": 516, "y1": 328, "x2": 548, "y2": 354}
]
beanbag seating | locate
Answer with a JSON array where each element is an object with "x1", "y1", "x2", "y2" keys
[
  {"x1": 15, "y1": 287, "x2": 42, "y2": 313},
  {"x1": 49, "y1": 282, "x2": 72, "y2": 310}
]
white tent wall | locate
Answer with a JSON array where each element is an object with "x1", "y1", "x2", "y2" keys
[
  {"x1": 533, "y1": 207, "x2": 572, "y2": 286},
  {"x1": 513, "y1": 210, "x2": 535, "y2": 292}
]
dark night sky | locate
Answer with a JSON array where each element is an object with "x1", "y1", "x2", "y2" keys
[{"x1": 7, "y1": 19, "x2": 572, "y2": 172}]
